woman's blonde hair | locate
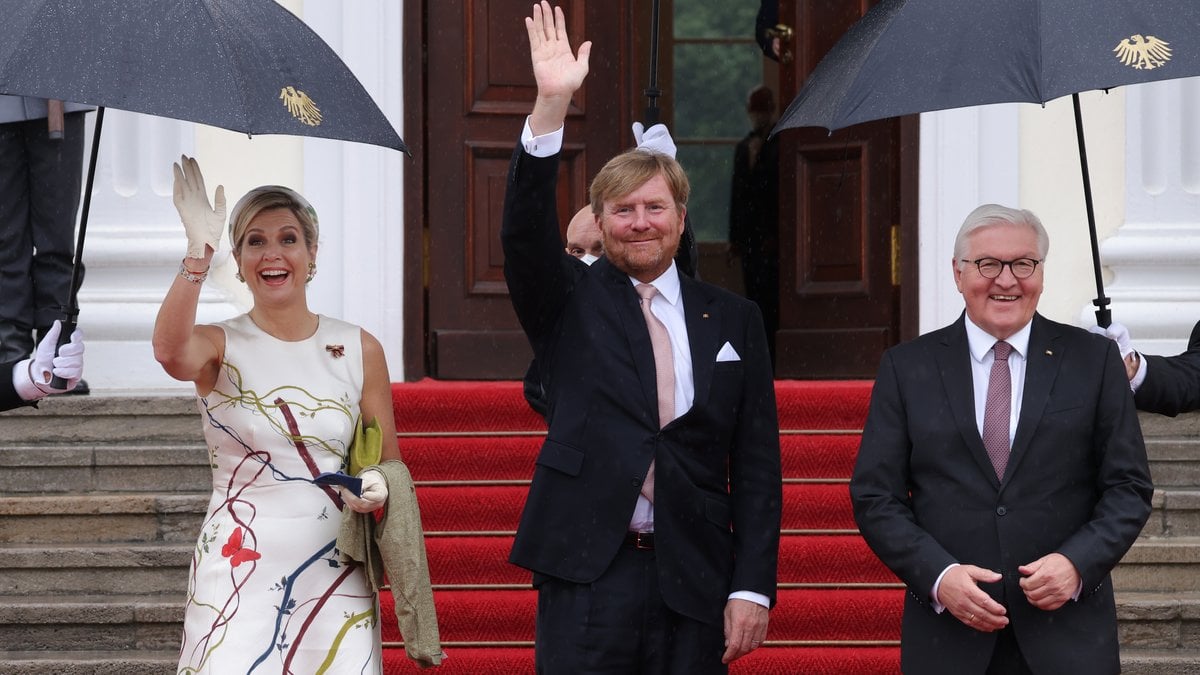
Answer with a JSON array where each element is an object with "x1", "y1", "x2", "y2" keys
[{"x1": 227, "y1": 186, "x2": 319, "y2": 253}]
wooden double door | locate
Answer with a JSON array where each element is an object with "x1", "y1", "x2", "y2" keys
[{"x1": 402, "y1": 0, "x2": 917, "y2": 380}]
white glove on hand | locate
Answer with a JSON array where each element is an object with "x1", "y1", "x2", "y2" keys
[
  {"x1": 172, "y1": 154, "x2": 226, "y2": 259},
  {"x1": 13, "y1": 320, "x2": 84, "y2": 400},
  {"x1": 1087, "y1": 321, "x2": 1134, "y2": 358},
  {"x1": 632, "y1": 122, "x2": 677, "y2": 159},
  {"x1": 341, "y1": 468, "x2": 388, "y2": 513}
]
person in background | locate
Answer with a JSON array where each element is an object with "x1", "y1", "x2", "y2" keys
[
  {"x1": 0, "y1": 95, "x2": 91, "y2": 394},
  {"x1": 851, "y1": 203, "x2": 1152, "y2": 674},
  {"x1": 0, "y1": 320, "x2": 84, "y2": 411},
  {"x1": 728, "y1": 84, "x2": 780, "y2": 367},
  {"x1": 154, "y1": 155, "x2": 403, "y2": 672},
  {"x1": 755, "y1": 0, "x2": 781, "y2": 61},
  {"x1": 564, "y1": 204, "x2": 603, "y2": 263},
  {"x1": 503, "y1": 5, "x2": 782, "y2": 672},
  {"x1": 1090, "y1": 320, "x2": 1200, "y2": 416}
]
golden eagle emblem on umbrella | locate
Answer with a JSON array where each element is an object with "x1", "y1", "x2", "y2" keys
[
  {"x1": 1113, "y1": 34, "x2": 1171, "y2": 70},
  {"x1": 280, "y1": 86, "x2": 322, "y2": 126}
]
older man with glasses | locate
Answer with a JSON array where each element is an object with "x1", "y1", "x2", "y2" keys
[{"x1": 851, "y1": 203, "x2": 1152, "y2": 674}]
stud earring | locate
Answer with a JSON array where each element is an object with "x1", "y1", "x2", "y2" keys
[
  {"x1": 306, "y1": 262, "x2": 316, "y2": 283},
  {"x1": 235, "y1": 271, "x2": 245, "y2": 283}
]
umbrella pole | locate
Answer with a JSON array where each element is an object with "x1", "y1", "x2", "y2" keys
[
  {"x1": 1072, "y1": 93, "x2": 1111, "y2": 328},
  {"x1": 49, "y1": 106, "x2": 104, "y2": 389},
  {"x1": 644, "y1": 0, "x2": 662, "y2": 125}
]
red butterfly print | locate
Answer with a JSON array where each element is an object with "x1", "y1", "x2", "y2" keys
[{"x1": 221, "y1": 527, "x2": 262, "y2": 567}]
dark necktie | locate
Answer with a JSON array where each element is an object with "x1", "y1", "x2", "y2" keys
[
  {"x1": 636, "y1": 283, "x2": 674, "y2": 502},
  {"x1": 982, "y1": 341, "x2": 1013, "y2": 480}
]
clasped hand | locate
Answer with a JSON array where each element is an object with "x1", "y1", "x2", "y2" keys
[{"x1": 939, "y1": 553, "x2": 1080, "y2": 632}]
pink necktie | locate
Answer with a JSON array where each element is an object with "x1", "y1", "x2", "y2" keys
[
  {"x1": 982, "y1": 341, "x2": 1013, "y2": 480},
  {"x1": 636, "y1": 283, "x2": 674, "y2": 502}
]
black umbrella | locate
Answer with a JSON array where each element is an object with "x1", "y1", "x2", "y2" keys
[
  {"x1": 0, "y1": 0, "x2": 406, "y2": 384},
  {"x1": 773, "y1": 0, "x2": 1200, "y2": 327}
]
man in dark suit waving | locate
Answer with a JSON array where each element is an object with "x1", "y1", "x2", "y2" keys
[
  {"x1": 502, "y1": 4, "x2": 781, "y2": 672},
  {"x1": 851, "y1": 204, "x2": 1153, "y2": 674}
]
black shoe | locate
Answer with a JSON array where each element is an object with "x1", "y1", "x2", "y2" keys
[{"x1": 65, "y1": 378, "x2": 90, "y2": 395}]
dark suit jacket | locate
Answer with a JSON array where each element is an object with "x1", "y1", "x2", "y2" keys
[
  {"x1": 850, "y1": 314, "x2": 1152, "y2": 675},
  {"x1": 1135, "y1": 319, "x2": 1200, "y2": 416},
  {"x1": 501, "y1": 144, "x2": 782, "y2": 627},
  {"x1": 1, "y1": 360, "x2": 30, "y2": 412}
]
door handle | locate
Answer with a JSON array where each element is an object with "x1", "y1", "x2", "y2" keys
[{"x1": 767, "y1": 23, "x2": 794, "y2": 65}]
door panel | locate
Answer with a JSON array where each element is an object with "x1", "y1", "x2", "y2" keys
[
  {"x1": 421, "y1": 0, "x2": 630, "y2": 379},
  {"x1": 774, "y1": 0, "x2": 915, "y2": 378}
]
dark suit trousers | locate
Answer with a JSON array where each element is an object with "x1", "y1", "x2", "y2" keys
[
  {"x1": 985, "y1": 627, "x2": 1033, "y2": 675},
  {"x1": 0, "y1": 112, "x2": 85, "y2": 361},
  {"x1": 534, "y1": 545, "x2": 726, "y2": 675}
]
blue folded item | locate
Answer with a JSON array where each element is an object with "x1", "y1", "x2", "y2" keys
[{"x1": 314, "y1": 471, "x2": 363, "y2": 497}]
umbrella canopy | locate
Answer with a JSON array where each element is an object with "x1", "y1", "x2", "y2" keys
[
  {"x1": 0, "y1": 0, "x2": 405, "y2": 152},
  {"x1": 775, "y1": 0, "x2": 1200, "y2": 133},
  {"x1": 773, "y1": 0, "x2": 1200, "y2": 327}
]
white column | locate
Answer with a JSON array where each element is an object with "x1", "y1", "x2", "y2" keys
[
  {"x1": 79, "y1": 111, "x2": 241, "y2": 391},
  {"x1": 919, "y1": 105, "x2": 1021, "y2": 334},
  {"x1": 1096, "y1": 77, "x2": 1200, "y2": 356},
  {"x1": 300, "y1": 1, "x2": 406, "y2": 380}
]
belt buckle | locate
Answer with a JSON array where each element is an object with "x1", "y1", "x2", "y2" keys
[{"x1": 631, "y1": 531, "x2": 653, "y2": 550}]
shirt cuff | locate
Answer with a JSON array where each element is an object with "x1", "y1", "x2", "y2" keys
[
  {"x1": 521, "y1": 116, "x2": 564, "y2": 157},
  {"x1": 12, "y1": 358, "x2": 45, "y2": 402},
  {"x1": 930, "y1": 563, "x2": 959, "y2": 614},
  {"x1": 728, "y1": 590, "x2": 770, "y2": 609},
  {"x1": 1129, "y1": 351, "x2": 1148, "y2": 392}
]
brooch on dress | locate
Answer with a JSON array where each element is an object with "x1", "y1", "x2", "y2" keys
[{"x1": 326, "y1": 344, "x2": 345, "y2": 358}]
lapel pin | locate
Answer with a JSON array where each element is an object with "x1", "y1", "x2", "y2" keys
[
  {"x1": 702, "y1": 312, "x2": 710, "y2": 319},
  {"x1": 1045, "y1": 349, "x2": 1053, "y2": 356}
]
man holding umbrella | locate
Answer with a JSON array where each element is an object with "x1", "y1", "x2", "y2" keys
[
  {"x1": 0, "y1": 95, "x2": 90, "y2": 393},
  {"x1": 503, "y1": 3, "x2": 781, "y2": 671}
]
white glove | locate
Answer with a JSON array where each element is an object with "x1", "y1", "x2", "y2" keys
[
  {"x1": 1087, "y1": 321, "x2": 1134, "y2": 358},
  {"x1": 341, "y1": 468, "x2": 388, "y2": 513},
  {"x1": 13, "y1": 320, "x2": 84, "y2": 400},
  {"x1": 172, "y1": 154, "x2": 226, "y2": 259},
  {"x1": 632, "y1": 122, "x2": 677, "y2": 159}
]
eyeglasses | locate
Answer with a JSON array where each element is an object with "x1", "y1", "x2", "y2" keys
[{"x1": 959, "y1": 257, "x2": 1042, "y2": 279}]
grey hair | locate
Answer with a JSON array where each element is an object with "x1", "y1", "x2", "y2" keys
[{"x1": 953, "y1": 204, "x2": 1049, "y2": 267}]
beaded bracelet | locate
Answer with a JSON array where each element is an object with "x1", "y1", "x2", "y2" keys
[{"x1": 179, "y1": 261, "x2": 210, "y2": 284}]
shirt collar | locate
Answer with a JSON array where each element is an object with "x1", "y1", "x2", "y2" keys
[
  {"x1": 629, "y1": 261, "x2": 681, "y2": 307},
  {"x1": 964, "y1": 315, "x2": 1032, "y2": 363}
]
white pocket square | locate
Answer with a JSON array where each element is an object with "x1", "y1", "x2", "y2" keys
[{"x1": 715, "y1": 342, "x2": 741, "y2": 362}]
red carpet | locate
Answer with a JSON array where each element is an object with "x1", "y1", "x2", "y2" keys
[{"x1": 384, "y1": 379, "x2": 901, "y2": 673}]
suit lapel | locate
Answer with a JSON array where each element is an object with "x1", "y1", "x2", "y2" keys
[
  {"x1": 598, "y1": 259, "x2": 660, "y2": 419},
  {"x1": 682, "y1": 275, "x2": 720, "y2": 410},
  {"x1": 1006, "y1": 314, "x2": 1061, "y2": 484},
  {"x1": 937, "y1": 316, "x2": 1001, "y2": 487}
]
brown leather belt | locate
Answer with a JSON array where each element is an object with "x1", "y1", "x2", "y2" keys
[{"x1": 624, "y1": 531, "x2": 655, "y2": 550}]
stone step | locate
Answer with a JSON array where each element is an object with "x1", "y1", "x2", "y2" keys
[
  {"x1": 1118, "y1": 592, "x2": 1200, "y2": 650},
  {"x1": 0, "y1": 649, "x2": 1194, "y2": 675},
  {"x1": 1116, "y1": 537, "x2": 1200, "y2": 592},
  {"x1": 1147, "y1": 437, "x2": 1200, "y2": 488},
  {"x1": 0, "y1": 592, "x2": 1193, "y2": 654},
  {"x1": 1144, "y1": 489, "x2": 1200, "y2": 538},
  {"x1": 0, "y1": 595, "x2": 182, "y2": 652},
  {"x1": 0, "y1": 651, "x2": 178, "y2": 675},
  {"x1": 0, "y1": 395, "x2": 200, "y2": 445},
  {"x1": 0, "y1": 494, "x2": 207, "y2": 545},
  {"x1": 0, "y1": 443, "x2": 210, "y2": 494},
  {"x1": 1122, "y1": 649, "x2": 1200, "y2": 675},
  {"x1": 0, "y1": 543, "x2": 191, "y2": 596}
]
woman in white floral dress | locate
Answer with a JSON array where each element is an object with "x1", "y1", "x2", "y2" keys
[{"x1": 154, "y1": 156, "x2": 399, "y2": 674}]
